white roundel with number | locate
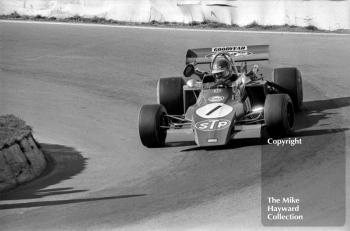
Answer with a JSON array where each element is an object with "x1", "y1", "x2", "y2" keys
[{"x1": 196, "y1": 103, "x2": 233, "y2": 119}]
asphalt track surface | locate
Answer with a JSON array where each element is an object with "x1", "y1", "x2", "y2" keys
[{"x1": 0, "y1": 21, "x2": 349, "y2": 231}]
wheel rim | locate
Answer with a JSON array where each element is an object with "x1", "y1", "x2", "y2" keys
[{"x1": 158, "y1": 112, "x2": 168, "y2": 143}]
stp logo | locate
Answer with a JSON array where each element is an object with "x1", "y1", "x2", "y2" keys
[{"x1": 195, "y1": 119, "x2": 231, "y2": 131}]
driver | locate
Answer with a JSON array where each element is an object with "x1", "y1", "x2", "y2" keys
[
  {"x1": 211, "y1": 58, "x2": 249, "y2": 98},
  {"x1": 210, "y1": 56, "x2": 253, "y2": 118},
  {"x1": 211, "y1": 58, "x2": 238, "y2": 85}
]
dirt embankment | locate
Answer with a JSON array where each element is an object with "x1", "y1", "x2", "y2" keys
[{"x1": 0, "y1": 115, "x2": 47, "y2": 192}]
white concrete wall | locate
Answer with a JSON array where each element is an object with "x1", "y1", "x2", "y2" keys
[{"x1": 0, "y1": 0, "x2": 349, "y2": 30}]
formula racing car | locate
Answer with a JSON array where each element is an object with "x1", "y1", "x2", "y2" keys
[{"x1": 138, "y1": 45, "x2": 303, "y2": 147}]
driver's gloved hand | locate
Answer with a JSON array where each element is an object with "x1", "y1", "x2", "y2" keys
[
  {"x1": 247, "y1": 64, "x2": 259, "y2": 80},
  {"x1": 247, "y1": 71, "x2": 258, "y2": 80},
  {"x1": 194, "y1": 68, "x2": 208, "y2": 79}
]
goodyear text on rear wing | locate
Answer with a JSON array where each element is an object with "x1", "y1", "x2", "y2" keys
[{"x1": 185, "y1": 45, "x2": 269, "y2": 64}]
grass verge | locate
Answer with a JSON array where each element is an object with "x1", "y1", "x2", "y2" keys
[
  {"x1": 1, "y1": 12, "x2": 349, "y2": 34},
  {"x1": 0, "y1": 115, "x2": 32, "y2": 150}
]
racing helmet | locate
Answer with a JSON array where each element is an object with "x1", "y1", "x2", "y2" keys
[{"x1": 211, "y1": 58, "x2": 232, "y2": 80}]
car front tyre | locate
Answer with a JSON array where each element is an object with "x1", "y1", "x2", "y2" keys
[
  {"x1": 138, "y1": 104, "x2": 168, "y2": 147},
  {"x1": 264, "y1": 94, "x2": 295, "y2": 137}
]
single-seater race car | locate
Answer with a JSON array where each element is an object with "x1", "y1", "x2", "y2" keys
[{"x1": 138, "y1": 45, "x2": 303, "y2": 147}]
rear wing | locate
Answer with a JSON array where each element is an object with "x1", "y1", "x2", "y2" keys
[{"x1": 185, "y1": 45, "x2": 269, "y2": 64}]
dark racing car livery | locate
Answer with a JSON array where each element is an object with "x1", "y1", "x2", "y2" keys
[{"x1": 138, "y1": 45, "x2": 303, "y2": 147}]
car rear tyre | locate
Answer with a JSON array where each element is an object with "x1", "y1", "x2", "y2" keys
[
  {"x1": 139, "y1": 104, "x2": 168, "y2": 147},
  {"x1": 273, "y1": 67, "x2": 303, "y2": 111},
  {"x1": 157, "y1": 77, "x2": 184, "y2": 115},
  {"x1": 264, "y1": 94, "x2": 295, "y2": 137}
]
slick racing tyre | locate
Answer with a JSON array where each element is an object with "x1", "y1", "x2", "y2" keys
[
  {"x1": 273, "y1": 67, "x2": 303, "y2": 111},
  {"x1": 157, "y1": 77, "x2": 184, "y2": 115},
  {"x1": 264, "y1": 94, "x2": 295, "y2": 137},
  {"x1": 138, "y1": 104, "x2": 168, "y2": 147}
]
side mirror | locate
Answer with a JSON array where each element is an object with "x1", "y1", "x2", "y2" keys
[{"x1": 183, "y1": 64, "x2": 195, "y2": 77}]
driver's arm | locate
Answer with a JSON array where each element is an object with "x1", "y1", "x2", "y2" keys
[
  {"x1": 231, "y1": 74, "x2": 249, "y2": 101},
  {"x1": 194, "y1": 68, "x2": 207, "y2": 79}
]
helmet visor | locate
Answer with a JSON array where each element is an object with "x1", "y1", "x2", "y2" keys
[{"x1": 213, "y1": 69, "x2": 229, "y2": 79}]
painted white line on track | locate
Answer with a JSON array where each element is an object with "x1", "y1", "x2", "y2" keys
[{"x1": 1, "y1": 19, "x2": 349, "y2": 36}]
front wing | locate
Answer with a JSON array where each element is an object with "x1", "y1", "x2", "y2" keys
[{"x1": 167, "y1": 123, "x2": 264, "y2": 146}]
